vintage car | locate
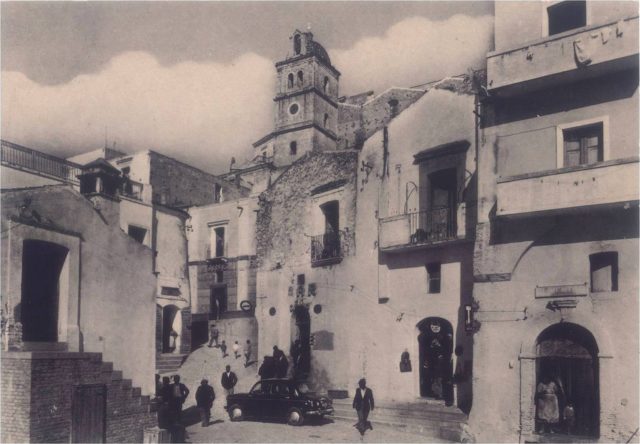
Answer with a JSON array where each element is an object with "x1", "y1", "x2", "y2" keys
[{"x1": 225, "y1": 378, "x2": 334, "y2": 425}]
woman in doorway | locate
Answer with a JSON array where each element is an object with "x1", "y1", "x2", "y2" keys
[{"x1": 536, "y1": 374, "x2": 561, "y2": 434}]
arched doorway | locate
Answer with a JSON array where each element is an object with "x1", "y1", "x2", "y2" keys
[
  {"x1": 162, "y1": 305, "x2": 180, "y2": 353},
  {"x1": 418, "y1": 317, "x2": 453, "y2": 401},
  {"x1": 292, "y1": 305, "x2": 311, "y2": 379},
  {"x1": 20, "y1": 240, "x2": 68, "y2": 342},
  {"x1": 535, "y1": 323, "x2": 599, "y2": 437}
]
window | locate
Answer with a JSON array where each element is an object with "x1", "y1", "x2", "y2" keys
[
  {"x1": 320, "y1": 201, "x2": 339, "y2": 234},
  {"x1": 214, "y1": 227, "x2": 225, "y2": 257},
  {"x1": 297, "y1": 71, "x2": 304, "y2": 86},
  {"x1": 128, "y1": 225, "x2": 147, "y2": 244},
  {"x1": 290, "y1": 141, "x2": 297, "y2": 156},
  {"x1": 289, "y1": 103, "x2": 299, "y2": 115},
  {"x1": 547, "y1": 1, "x2": 586, "y2": 36},
  {"x1": 590, "y1": 252, "x2": 618, "y2": 292},
  {"x1": 288, "y1": 73, "x2": 294, "y2": 89},
  {"x1": 427, "y1": 263, "x2": 441, "y2": 294},
  {"x1": 388, "y1": 99, "x2": 399, "y2": 117},
  {"x1": 323, "y1": 76, "x2": 329, "y2": 93},
  {"x1": 216, "y1": 270, "x2": 224, "y2": 283},
  {"x1": 213, "y1": 183, "x2": 222, "y2": 203},
  {"x1": 563, "y1": 123, "x2": 603, "y2": 167},
  {"x1": 161, "y1": 287, "x2": 181, "y2": 296},
  {"x1": 294, "y1": 34, "x2": 301, "y2": 55},
  {"x1": 323, "y1": 113, "x2": 329, "y2": 128}
]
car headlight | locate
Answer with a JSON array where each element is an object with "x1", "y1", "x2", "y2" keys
[{"x1": 305, "y1": 400, "x2": 313, "y2": 407}]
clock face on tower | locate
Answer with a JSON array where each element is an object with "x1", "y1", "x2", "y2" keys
[{"x1": 288, "y1": 103, "x2": 299, "y2": 115}]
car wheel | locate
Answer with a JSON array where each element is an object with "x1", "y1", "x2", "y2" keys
[
  {"x1": 287, "y1": 408, "x2": 304, "y2": 426},
  {"x1": 229, "y1": 404, "x2": 244, "y2": 422}
]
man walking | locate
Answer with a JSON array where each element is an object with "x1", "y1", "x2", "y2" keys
[
  {"x1": 171, "y1": 375, "x2": 190, "y2": 418},
  {"x1": 352, "y1": 378, "x2": 374, "y2": 436},
  {"x1": 208, "y1": 324, "x2": 219, "y2": 348},
  {"x1": 244, "y1": 339, "x2": 252, "y2": 367},
  {"x1": 220, "y1": 340, "x2": 228, "y2": 358},
  {"x1": 195, "y1": 379, "x2": 216, "y2": 427},
  {"x1": 233, "y1": 340, "x2": 240, "y2": 359},
  {"x1": 221, "y1": 365, "x2": 238, "y2": 396}
]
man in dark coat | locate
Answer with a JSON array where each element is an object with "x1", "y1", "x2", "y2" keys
[
  {"x1": 258, "y1": 356, "x2": 276, "y2": 380},
  {"x1": 352, "y1": 378, "x2": 374, "y2": 435},
  {"x1": 221, "y1": 365, "x2": 238, "y2": 395},
  {"x1": 170, "y1": 375, "x2": 190, "y2": 421},
  {"x1": 273, "y1": 346, "x2": 289, "y2": 378},
  {"x1": 158, "y1": 376, "x2": 173, "y2": 429},
  {"x1": 195, "y1": 379, "x2": 216, "y2": 427}
]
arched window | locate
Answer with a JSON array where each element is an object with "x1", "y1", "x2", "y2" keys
[
  {"x1": 288, "y1": 73, "x2": 294, "y2": 89},
  {"x1": 323, "y1": 77, "x2": 329, "y2": 93},
  {"x1": 323, "y1": 113, "x2": 329, "y2": 128},
  {"x1": 294, "y1": 34, "x2": 302, "y2": 55},
  {"x1": 290, "y1": 141, "x2": 297, "y2": 156},
  {"x1": 297, "y1": 71, "x2": 304, "y2": 86}
]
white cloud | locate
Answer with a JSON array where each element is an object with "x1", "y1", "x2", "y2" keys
[
  {"x1": 331, "y1": 15, "x2": 494, "y2": 94},
  {"x1": 1, "y1": 14, "x2": 492, "y2": 174},
  {"x1": 2, "y1": 51, "x2": 275, "y2": 173}
]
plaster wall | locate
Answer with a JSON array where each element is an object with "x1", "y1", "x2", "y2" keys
[
  {"x1": 155, "y1": 209, "x2": 190, "y2": 298},
  {"x1": 494, "y1": 1, "x2": 638, "y2": 53},
  {"x1": 119, "y1": 198, "x2": 153, "y2": 248},
  {"x1": 1, "y1": 187, "x2": 156, "y2": 394}
]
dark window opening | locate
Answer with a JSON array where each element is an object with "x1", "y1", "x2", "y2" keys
[
  {"x1": 213, "y1": 183, "x2": 222, "y2": 203},
  {"x1": 312, "y1": 201, "x2": 341, "y2": 265},
  {"x1": 548, "y1": 1, "x2": 587, "y2": 36},
  {"x1": 388, "y1": 99, "x2": 399, "y2": 116},
  {"x1": 417, "y1": 168, "x2": 457, "y2": 242},
  {"x1": 216, "y1": 271, "x2": 224, "y2": 283},
  {"x1": 161, "y1": 287, "x2": 181, "y2": 296},
  {"x1": 290, "y1": 141, "x2": 297, "y2": 156},
  {"x1": 427, "y1": 263, "x2": 441, "y2": 294},
  {"x1": 590, "y1": 252, "x2": 618, "y2": 292},
  {"x1": 289, "y1": 103, "x2": 299, "y2": 115},
  {"x1": 294, "y1": 34, "x2": 301, "y2": 55},
  {"x1": 210, "y1": 286, "x2": 228, "y2": 320},
  {"x1": 297, "y1": 70, "x2": 304, "y2": 86},
  {"x1": 563, "y1": 123, "x2": 603, "y2": 167},
  {"x1": 214, "y1": 227, "x2": 225, "y2": 257},
  {"x1": 297, "y1": 274, "x2": 306, "y2": 286},
  {"x1": 288, "y1": 73, "x2": 294, "y2": 89},
  {"x1": 323, "y1": 77, "x2": 329, "y2": 93},
  {"x1": 323, "y1": 113, "x2": 329, "y2": 128},
  {"x1": 321, "y1": 201, "x2": 339, "y2": 234},
  {"x1": 128, "y1": 225, "x2": 147, "y2": 244}
]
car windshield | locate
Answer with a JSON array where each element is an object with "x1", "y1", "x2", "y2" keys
[{"x1": 296, "y1": 383, "x2": 312, "y2": 394}]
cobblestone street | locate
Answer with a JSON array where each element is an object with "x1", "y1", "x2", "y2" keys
[{"x1": 185, "y1": 416, "x2": 447, "y2": 443}]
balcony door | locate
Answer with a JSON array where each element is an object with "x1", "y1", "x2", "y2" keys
[{"x1": 419, "y1": 168, "x2": 456, "y2": 241}]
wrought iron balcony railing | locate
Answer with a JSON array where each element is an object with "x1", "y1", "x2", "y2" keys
[
  {"x1": 310, "y1": 231, "x2": 344, "y2": 266},
  {"x1": 119, "y1": 179, "x2": 144, "y2": 201},
  {"x1": 378, "y1": 208, "x2": 458, "y2": 251},
  {"x1": 1, "y1": 140, "x2": 83, "y2": 184}
]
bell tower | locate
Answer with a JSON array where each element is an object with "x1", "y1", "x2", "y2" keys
[{"x1": 261, "y1": 30, "x2": 341, "y2": 166}]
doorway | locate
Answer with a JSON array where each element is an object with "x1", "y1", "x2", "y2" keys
[
  {"x1": 20, "y1": 240, "x2": 68, "y2": 342},
  {"x1": 72, "y1": 384, "x2": 106, "y2": 443},
  {"x1": 292, "y1": 305, "x2": 311, "y2": 379},
  {"x1": 162, "y1": 305, "x2": 180, "y2": 353},
  {"x1": 535, "y1": 323, "x2": 599, "y2": 437},
  {"x1": 418, "y1": 317, "x2": 453, "y2": 401},
  {"x1": 210, "y1": 285, "x2": 228, "y2": 320}
]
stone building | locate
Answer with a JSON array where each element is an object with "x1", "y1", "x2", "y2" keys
[
  {"x1": 469, "y1": 2, "x2": 639, "y2": 442},
  {"x1": 251, "y1": 31, "x2": 480, "y2": 434}
]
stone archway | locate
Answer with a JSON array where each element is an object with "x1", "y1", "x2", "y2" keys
[
  {"x1": 417, "y1": 317, "x2": 454, "y2": 402},
  {"x1": 520, "y1": 321, "x2": 606, "y2": 440}
]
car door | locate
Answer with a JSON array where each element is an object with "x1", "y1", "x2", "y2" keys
[
  {"x1": 270, "y1": 381, "x2": 293, "y2": 419},
  {"x1": 247, "y1": 381, "x2": 271, "y2": 419}
]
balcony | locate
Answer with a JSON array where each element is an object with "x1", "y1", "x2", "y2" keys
[
  {"x1": 1, "y1": 140, "x2": 82, "y2": 184},
  {"x1": 310, "y1": 231, "x2": 348, "y2": 267},
  {"x1": 119, "y1": 179, "x2": 144, "y2": 201},
  {"x1": 379, "y1": 207, "x2": 467, "y2": 252},
  {"x1": 496, "y1": 157, "x2": 639, "y2": 217},
  {"x1": 487, "y1": 16, "x2": 638, "y2": 94}
]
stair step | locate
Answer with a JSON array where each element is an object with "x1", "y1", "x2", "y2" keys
[
  {"x1": 131, "y1": 387, "x2": 141, "y2": 398},
  {"x1": 111, "y1": 370, "x2": 123, "y2": 381},
  {"x1": 120, "y1": 379, "x2": 132, "y2": 390},
  {"x1": 101, "y1": 362, "x2": 114, "y2": 372}
]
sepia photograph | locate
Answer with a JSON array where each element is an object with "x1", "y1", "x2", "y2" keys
[{"x1": 0, "y1": 1, "x2": 638, "y2": 442}]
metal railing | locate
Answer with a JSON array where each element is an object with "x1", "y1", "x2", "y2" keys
[
  {"x1": 310, "y1": 231, "x2": 343, "y2": 265},
  {"x1": 407, "y1": 208, "x2": 457, "y2": 244},
  {"x1": 119, "y1": 179, "x2": 144, "y2": 201},
  {"x1": 1, "y1": 140, "x2": 83, "y2": 184}
]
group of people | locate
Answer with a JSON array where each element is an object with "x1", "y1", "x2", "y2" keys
[
  {"x1": 208, "y1": 324, "x2": 253, "y2": 367},
  {"x1": 258, "y1": 346, "x2": 289, "y2": 379},
  {"x1": 156, "y1": 374, "x2": 191, "y2": 437}
]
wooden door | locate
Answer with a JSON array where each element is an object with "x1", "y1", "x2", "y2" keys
[{"x1": 72, "y1": 384, "x2": 106, "y2": 443}]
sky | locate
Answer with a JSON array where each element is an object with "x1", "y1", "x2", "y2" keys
[{"x1": 1, "y1": 1, "x2": 494, "y2": 174}]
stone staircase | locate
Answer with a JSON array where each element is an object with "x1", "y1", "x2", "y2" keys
[
  {"x1": 156, "y1": 353, "x2": 187, "y2": 374},
  {"x1": 1, "y1": 351, "x2": 157, "y2": 443},
  {"x1": 330, "y1": 398, "x2": 470, "y2": 442}
]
